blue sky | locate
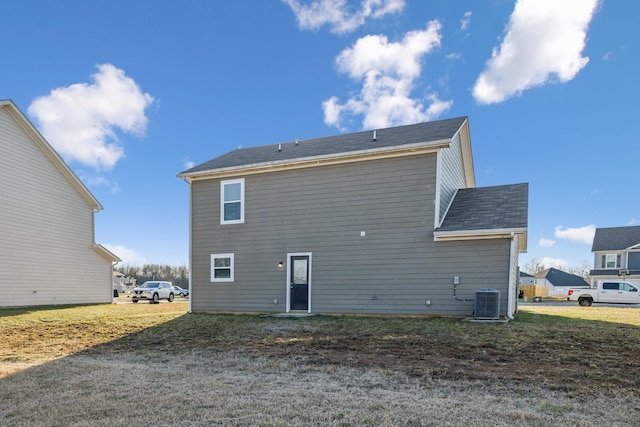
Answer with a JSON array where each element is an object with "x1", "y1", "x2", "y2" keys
[{"x1": 1, "y1": 0, "x2": 637, "y2": 270}]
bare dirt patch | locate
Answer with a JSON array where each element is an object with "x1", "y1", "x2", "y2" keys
[{"x1": 1, "y1": 304, "x2": 640, "y2": 426}]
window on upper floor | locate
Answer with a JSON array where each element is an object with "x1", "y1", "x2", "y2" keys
[
  {"x1": 601, "y1": 254, "x2": 621, "y2": 269},
  {"x1": 211, "y1": 253, "x2": 234, "y2": 282},
  {"x1": 221, "y1": 179, "x2": 244, "y2": 224}
]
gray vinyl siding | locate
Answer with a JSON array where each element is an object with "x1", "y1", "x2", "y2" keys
[
  {"x1": 0, "y1": 107, "x2": 113, "y2": 307},
  {"x1": 190, "y1": 153, "x2": 512, "y2": 316},
  {"x1": 438, "y1": 132, "x2": 466, "y2": 225}
]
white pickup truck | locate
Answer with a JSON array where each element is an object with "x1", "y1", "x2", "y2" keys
[{"x1": 567, "y1": 280, "x2": 640, "y2": 306}]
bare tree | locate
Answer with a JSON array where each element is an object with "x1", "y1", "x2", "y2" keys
[
  {"x1": 521, "y1": 258, "x2": 547, "y2": 275},
  {"x1": 566, "y1": 260, "x2": 592, "y2": 279},
  {"x1": 116, "y1": 264, "x2": 189, "y2": 288}
]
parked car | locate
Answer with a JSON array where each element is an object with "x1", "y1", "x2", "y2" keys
[
  {"x1": 173, "y1": 286, "x2": 189, "y2": 297},
  {"x1": 567, "y1": 280, "x2": 640, "y2": 306},
  {"x1": 131, "y1": 281, "x2": 175, "y2": 304}
]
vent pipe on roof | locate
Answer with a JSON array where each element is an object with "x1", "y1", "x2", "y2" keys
[
  {"x1": 372, "y1": 130, "x2": 377, "y2": 141},
  {"x1": 278, "y1": 143, "x2": 282, "y2": 152},
  {"x1": 295, "y1": 137, "x2": 298, "y2": 145}
]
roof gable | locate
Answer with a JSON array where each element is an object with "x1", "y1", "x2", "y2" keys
[
  {"x1": 178, "y1": 116, "x2": 469, "y2": 178},
  {"x1": 0, "y1": 99, "x2": 102, "y2": 211},
  {"x1": 591, "y1": 226, "x2": 640, "y2": 252}
]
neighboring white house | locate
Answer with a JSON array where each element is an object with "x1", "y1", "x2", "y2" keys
[{"x1": 0, "y1": 99, "x2": 120, "y2": 307}]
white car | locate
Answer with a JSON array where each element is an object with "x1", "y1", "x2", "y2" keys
[
  {"x1": 131, "y1": 281, "x2": 175, "y2": 304},
  {"x1": 173, "y1": 286, "x2": 189, "y2": 297}
]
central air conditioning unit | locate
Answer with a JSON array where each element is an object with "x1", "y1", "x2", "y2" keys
[{"x1": 474, "y1": 288, "x2": 500, "y2": 320}]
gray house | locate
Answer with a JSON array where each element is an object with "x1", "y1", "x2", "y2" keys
[
  {"x1": 0, "y1": 99, "x2": 120, "y2": 307},
  {"x1": 178, "y1": 117, "x2": 528, "y2": 318},
  {"x1": 590, "y1": 225, "x2": 640, "y2": 284}
]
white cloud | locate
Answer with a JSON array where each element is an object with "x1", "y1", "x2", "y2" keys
[
  {"x1": 28, "y1": 63, "x2": 154, "y2": 170},
  {"x1": 80, "y1": 174, "x2": 120, "y2": 194},
  {"x1": 460, "y1": 11, "x2": 472, "y2": 31},
  {"x1": 103, "y1": 244, "x2": 147, "y2": 266},
  {"x1": 283, "y1": 0, "x2": 405, "y2": 34},
  {"x1": 538, "y1": 238, "x2": 555, "y2": 248},
  {"x1": 628, "y1": 218, "x2": 639, "y2": 226},
  {"x1": 554, "y1": 225, "x2": 596, "y2": 244},
  {"x1": 183, "y1": 159, "x2": 196, "y2": 170},
  {"x1": 540, "y1": 257, "x2": 568, "y2": 269},
  {"x1": 323, "y1": 21, "x2": 452, "y2": 129},
  {"x1": 472, "y1": 0, "x2": 598, "y2": 105}
]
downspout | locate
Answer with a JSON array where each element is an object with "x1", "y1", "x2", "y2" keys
[
  {"x1": 182, "y1": 177, "x2": 193, "y2": 313},
  {"x1": 506, "y1": 232, "x2": 516, "y2": 320}
]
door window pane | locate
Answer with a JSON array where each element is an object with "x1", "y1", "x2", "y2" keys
[{"x1": 293, "y1": 259, "x2": 308, "y2": 284}]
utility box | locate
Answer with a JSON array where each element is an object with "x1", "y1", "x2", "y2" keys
[{"x1": 474, "y1": 288, "x2": 500, "y2": 320}]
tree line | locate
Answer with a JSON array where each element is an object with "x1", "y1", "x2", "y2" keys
[
  {"x1": 521, "y1": 258, "x2": 591, "y2": 279},
  {"x1": 117, "y1": 264, "x2": 189, "y2": 289}
]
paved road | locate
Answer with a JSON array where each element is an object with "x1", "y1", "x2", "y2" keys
[{"x1": 519, "y1": 300, "x2": 640, "y2": 308}]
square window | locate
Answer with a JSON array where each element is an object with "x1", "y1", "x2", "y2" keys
[
  {"x1": 211, "y1": 254, "x2": 234, "y2": 282},
  {"x1": 221, "y1": 179, "x2": 244, "y2": 224}
]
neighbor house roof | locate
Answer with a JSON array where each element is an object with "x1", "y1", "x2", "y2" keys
[
  {"x1": 535, "y1": 268, "x2": 589, "y2": 288},
  {"x1": 433, "y1": 183, "x2": 528, "y2": 252},
  {"x1": 591, "y1": 226, "x2": 640, "y2": 252},
  {"x1": 0, "y1": 99, "x2": 103, "y2": 211},
  {"x1": 178, "y1": 116, "x2": 473, "y2": 185}
]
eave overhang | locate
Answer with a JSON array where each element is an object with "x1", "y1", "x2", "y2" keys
[
  {"x1": 434, "y1": 227, "x2": 528, "y2": 253},
  {"x1": 453, "y1": 118, "x2": 475, "y2": 188},
  {"x1": 94, "y1": 244, "x2": 121, "y2": 263},
  {"x1": 177, "y1": 139, "x2": 452, "y2": 181}
]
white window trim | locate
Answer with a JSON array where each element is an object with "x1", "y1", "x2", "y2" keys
[
  {"x1": 605, "y1": 253, "x2": 617, "y2": 269},
  {"x1": 285, "y1": 252, "x2": 312, "y2": 314},
  {"x1": 211, "y1": 253, "x2": 234, "y2": 282},
  {"x1": 220, "y1": 178, "x2": 245, "y2": 224}
]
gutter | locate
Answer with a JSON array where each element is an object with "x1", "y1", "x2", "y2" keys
[{"x1": 177, "y1": 140, "x2": 451, "y2": 181}]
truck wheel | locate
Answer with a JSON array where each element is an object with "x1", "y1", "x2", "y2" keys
[{"x1": 579, "y1": 297, "x2": 593, "y2": 307}]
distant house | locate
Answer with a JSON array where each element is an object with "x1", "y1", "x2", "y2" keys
[
  {"x1": 589, "y1": 225, "x2": 640, "y2": 284},
  {"x1": 519, "y1": 271, "x2": 535, "y2": 285},
  {"x1": 521, "y1": 268, "x2": 589, "y2": 296},
  {"x1": 0, "y1": 99, "x2": 120, "y2": 307},
  {"x1": 178, "y1": 117, "x2": 528, "y2": 318}
]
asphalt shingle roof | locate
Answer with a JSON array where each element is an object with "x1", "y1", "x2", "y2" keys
[
  {"x1": 591, "y1": 226, "x2": 640, "y2": 251},
  {"x1": 179, "y1": 116, "x2": 467, "y2": 175},
  {"x1": 536, "y1": 268, "x2": 589, "y2": 288},
  {"x1": 436, "y1": 183, "x2": 528, "y2": 232}
]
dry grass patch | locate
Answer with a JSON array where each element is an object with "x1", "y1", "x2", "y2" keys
[{"x1": 1, "y1": 303, "x2": 640, "y2": 426}]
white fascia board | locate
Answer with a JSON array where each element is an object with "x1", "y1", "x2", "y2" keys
[
  {"x1": 94, "y1": 244, "x2": 121, "y2": 263},
  {"x1": 453, "y1": 118, "x2": 475, "y2": 188},
  {"x1": 178, "y1": 139, "x2": 451, "y2": 180},
  {"x1": 434, "y1": 228, "x2": 528, "y2": 252}
]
